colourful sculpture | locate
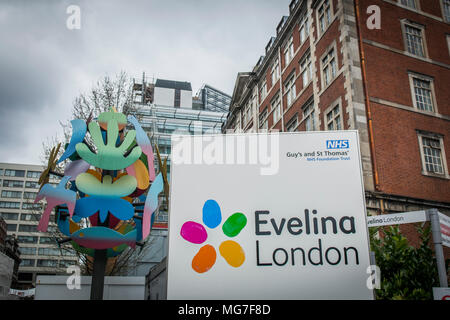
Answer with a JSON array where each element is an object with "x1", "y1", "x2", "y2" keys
[{"x1": 36, "y1": 109, "x2": 168, "y2": 260}]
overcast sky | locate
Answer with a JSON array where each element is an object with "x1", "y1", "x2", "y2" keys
[{"x1": 0, "y1": 0, "x2": 290, "y2": 165}]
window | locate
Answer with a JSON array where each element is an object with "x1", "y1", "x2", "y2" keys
[
  {"x1": 244, "y1": 101, "x2": 252, "y2": 125},
  {"x1": 400, "y1": 0, "x2": 417, "y2": 9},
  {"x1": 300, "y1": 51, "x2": 312, "y2": 88},
  {"x1": 417, "y1": 132, "x2": 449, "y2": 179},
  {"x1": 284, "y1": 73, "x2": 296, "y2": 107},
  {"x1": 19, "y1": 224, "x2": 38, "y2": 232},
  {"x1": 322, "y1": 47, "x2": 337, "y2": 87},
  {"x1": 21, "y1": 247, "x2": 37, "y2": 255},
  {"x1": 271, "y1": 94, "x2": 281, "y2": 125},
  {"x1": 7, "y1": 224, "x2": 17, "y2": 232},
  {"x1": 1, "y1": 190, "x2": 22, "y2": 199},
  {"x1": 260, "y1": 81, "x2": 267, "y2": 102},
  {"x1": 0, "y1": 201, "x2": 20, "y2": 209},
  {"x1": 4, "y1": 169, "x2": 25, "y2": 177},
  {"x1": 326, "y1": 104, "x2": 342, "y2": 130},
  {"x1": 25, "y1": 181, "x2": 39, "y2": 189},
  {"x1": 286, "y1": 114, "x2": 298, "y2": 132},
  {"x1": 299, "y1": 14, "x2": 310, "y2": 44},
  {"x1": 59, "y1": 260, "x2": 75, "y2": 268},
  {"x1": 271, "y1": 58, "x2": 280, "y2": 85},
  {"x1": 23, "y1": 192, "x2": 37, "y2": 200},
  {"x1": 0, "y1": 169, "x2": 3, "y2": 176},
  {"x1": 303, "y1": 99, "x2": 315, "y2": 131},
  {"x1": 20, "y1": 259, "x2": 35, "y2": 267},
  {"x1": 22, "y1": 203, "x2": 42, "y2": 210},
  {"x1": 442, "y1": 0, "x2": 450, "y2": 22},
  {"x1": 40, "y1": 237, "x2": 57, "y2": 244},
  {"x1": 284, "y1": 35, "x2": 294, "y2": 65},
  {"x1": 3, "y1": 180, "x2": 24, "y2": 188},
  {"x1": 403, "y1": 23, "x2": 426, "y2": 57},
  {"x1": 39, "y1": 248, "x2": 61, "y2": 256},
  {"x1": 1, "y1": 212, "x2": 18, "y2": 220},
  {"x1": 318, "y1": 0, "x2": 332, "y2": 34},
  {"x1": 18, "y1": 236, "x2": 38, "y2": 244},
  {"x1": 418, "y1": 135, "x2": 446, "y2": 176},
  {"x1": 409, "y1": 73, "x2": 436, "y2": 112},
  {"x1": 26, "y1": 171, "x2": 41, "y2": 179},
  {"x1": 37, "y1": 259, "x2": 58, "y2": 267},
  {"x1": 259, "y1": 108, "x2": 268, "y2": 130}
]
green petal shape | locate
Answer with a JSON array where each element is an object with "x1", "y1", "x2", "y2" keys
[
  {"x1": 222, "y1": 212, "x2": 247, "y2": 237},
  {"x1": 75, "y1": 173, "x2": 137, "y2": 198}
]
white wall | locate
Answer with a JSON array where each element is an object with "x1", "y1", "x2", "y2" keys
[
  {"x1": 35, "y1": 275, "x2": 145, "y2": 300},
  {"x1": 154, "y1": 87, "x2": 192, "y2": 108},
  {"x1": 180, "y1": 90, "x2": 192, "y2": 108}
]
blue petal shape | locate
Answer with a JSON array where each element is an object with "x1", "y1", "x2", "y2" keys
[
  {"x1": 75, "y1": 197, "x2": 134, "y2": 223},
  {"x1": 58, "y1": 119, "x2": 87, "y2": 163},
  {"x1": 202, "y1": 199, "x2": 222, "y2": 229}
]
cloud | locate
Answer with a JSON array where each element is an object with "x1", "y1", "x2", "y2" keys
[{"x1": 0, "y1": 0, "x2": 290, "y2": 164}]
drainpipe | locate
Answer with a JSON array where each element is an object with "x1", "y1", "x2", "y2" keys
[
  {"x1": 354, "y1": 0, "x2": 380, "y2": 191},
  {"x1": 278, "y1": 46, "x2": 285, "y2": 131}
]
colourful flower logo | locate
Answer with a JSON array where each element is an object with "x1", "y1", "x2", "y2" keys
[{"x1": 180, "y1": 199, "x2": 247, "y2": 273}]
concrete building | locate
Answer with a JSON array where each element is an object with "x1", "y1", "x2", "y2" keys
[
  {"x1": 123, "y1": 76, "x2": 230, "y2": 276},
  {"x1": 223, "y1": 0, "x2": 449, "y2": 250},
  {"x1": 0, "y1": 163, "x2": 78, "y2": 289}
]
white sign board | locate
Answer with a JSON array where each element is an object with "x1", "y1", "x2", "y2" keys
[
  {"x1": 438, "y1": 212, "x2": 450, "y2": 248},
  {"x1": 366, "y1": 211, "x2": 428, "y2": 227},
  {"x1": 167, "y1": 131, "x2": 373, "y2": 299},
  {"x1": 433, "y1": 287, "x2": 450, "y2": 300}
]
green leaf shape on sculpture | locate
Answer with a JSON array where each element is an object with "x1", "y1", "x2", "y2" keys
[
  {"x1": 75, "y1": 119, "x2": 142, "y2": 170},
  {"x1": 98, "y1": 111, "x2": 127, "y2": 130},
  {"x1": 75, "y1": 173, "x2": 137, "y2": 198}
]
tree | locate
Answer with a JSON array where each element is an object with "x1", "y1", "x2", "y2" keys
[
  {"x1": 370, "y1": 225, "x2": 441, "y2": 300},
  {"x1": 39, "y1": 71, "x2": 155, "y2": 276}
]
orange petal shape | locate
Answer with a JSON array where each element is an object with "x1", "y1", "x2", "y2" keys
[
  {"x1": 219, "y1": 240, "x2": 245, "y2": 268},
  {"x1": 192, "y1": 244, "x2": 216, "y2": 273}
]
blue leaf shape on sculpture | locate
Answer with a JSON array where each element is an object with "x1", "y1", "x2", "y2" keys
[
  {"x1": 56, "y1": 208, "x2": 71, "y2": 236},
  {"x1": 134, "y1": 194, "x2": 156, "y2": 241},
  {"x1": 75, "y1": 197, "x2": 134, "y2": 223},
  {"x1": 58, "y1": 119, "x2": 87, "y2": 163}
]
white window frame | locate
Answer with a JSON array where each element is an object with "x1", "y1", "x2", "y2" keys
[
  {"x1": 399, "y1": 0, "x2": 419, "y2": 10},
  {"x1": 316, "y1": 0, "x2": 333, "y2": 36},
  {"x1": 302, "y1": 99, "x2": 315, "y2": 131},
  {"x1": 417, "y1": 131, "x2": 449, "y2": 179},
  {"x1": 260, "y1": 81, "x2": 267, "y2": 102},
  {"x1": 284, "y1": 35, "x2": 294, "y2": 66},
  {"x1": 299, "y1": 13, "x2": 310, "y2": 45},
  {"x1": 284, "y1": 72, "x2": 296, "y2": 108},
  {"x1": 408, "y1": 72, "x2": 438, "y2": 114},
  {"x1": 324, "y1": 98, "x2": 343, "y2": 131},
  {"x1": 259, "y1": 107, "x2": 269, "y2": 130},
  {"x1": 271, "y1": 94, "x2": 281, "y2": 125},
  {"x1": 447, "y1": 34, "x2": 450, "y2": 56},
  {"x1": 300, "y1": 50, "x2": 312, "y2": 88},
  {"x1": 286, "y1": 114, "x2": 298, "y2": 132},
  {"x1": 320, "y1": 42, "x2": 338, "y2": 89},
  {"x1": 271, "y1": 58, "x2": 280, "y2": 86},
  {"x1": 441, "y1": 0, "x2": 450, "y2": 22},
  {"x1": 401, "y1": 20, "x2": 428, "y2": 58}
]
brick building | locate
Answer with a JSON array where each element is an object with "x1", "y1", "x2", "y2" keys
[{"x1": 223, "y1": 0, "x2": 449, "y2": 252}]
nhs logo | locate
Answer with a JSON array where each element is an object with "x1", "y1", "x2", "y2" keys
[{"x1": 326, "y1": 140, "x2": 349, "y2": 149}]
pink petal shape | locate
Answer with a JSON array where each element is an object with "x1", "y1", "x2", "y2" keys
[{"x1": 180, "y1": 221, "x2": 207, "y2": 244}]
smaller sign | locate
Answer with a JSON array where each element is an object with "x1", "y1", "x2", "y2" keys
[
  {"x1": 433, "y1": 287, "x2": 450, "y2": 300},
  {"x1": 438, "y1": 212, "x2": 450, "y2": 248},
  {"x1": 367, "y1": 211, "x2": 428, "y2": 227}
]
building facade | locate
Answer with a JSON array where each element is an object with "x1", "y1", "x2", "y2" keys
[
  {"x1": 124, "y1": 77, "x2": 230, "y2": 275},
  {"x1": 0, "y1": 163, "x2": 78, "y2": 288},
  {"x1": 223, "y1": 0, "x2": 449, "y2": 250}
]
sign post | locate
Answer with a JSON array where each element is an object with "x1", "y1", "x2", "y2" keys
[{"x1": 428, "y1": 209, "x2": 448, "y2": 288}]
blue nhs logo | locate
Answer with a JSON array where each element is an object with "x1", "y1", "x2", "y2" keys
[{"x1": 326, "y1": 140, "x2": 349, "y2": 149}]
